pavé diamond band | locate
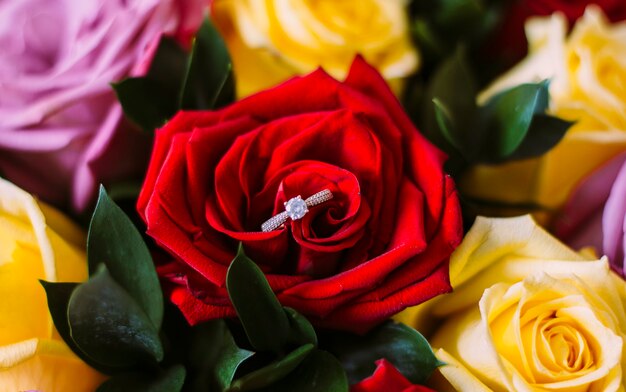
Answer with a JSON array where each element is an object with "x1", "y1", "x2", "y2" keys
[{"x1": 261, "y1": 189, "x2": 333, "y2": 232}]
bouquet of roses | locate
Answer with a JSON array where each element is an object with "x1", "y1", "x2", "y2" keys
[{"x1": 2, "y1": 0, "x2": 625, "y2": 391}]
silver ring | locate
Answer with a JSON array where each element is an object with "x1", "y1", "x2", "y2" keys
[{"x1": 261, "y1": 189, "x2": 333, "y2": 232}]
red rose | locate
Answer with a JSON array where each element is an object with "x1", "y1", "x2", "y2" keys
[
  {"x1": 137, "y1": 57, "x2": 462, "y2": 333},
  {"x1": 488, "y1": 0, "x2": 626, "y2": 66},
  {"x1": 350, "y1": 359, "x2": 434, "y2": 392}
]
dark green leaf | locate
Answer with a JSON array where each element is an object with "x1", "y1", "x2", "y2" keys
[
  {"x1": 112, "y1": 78, "x2": 173, "y2": 132},
  {"x1": 412, "y1": 18, "x2": 446, "y2": 59},
  {"x1": 96, "y1": 365, "x2": 186, "y2": 392},
  {"x1": 228, "y1": 344, "x2": 314, "y2": 391},
  {"x1": 68, "y1": 265, "x2": 163, "y2": 368},
  {"x1": 212, "y1": 66, "x2": 235, "y2": 109},
  {"x1": 226, "y1": 244, "x2": 290, "y2": 353},
  {"x1": 39, "y1": 281, "x2": 78, "y2": 348},
  {"x1": 214, "y1": 323, "x2": 256, "y2": 390},
  {"x1": 507, "y1": 114, "x2": 573, "y2": 160},
  {"x1": 479, "y1": 80, "x2": 550, "y2": 160},
  {"x1": 40, "y1": 281, "x2": 118, "y2": 374},
  {"x1": 257, "y1": 349, "x2": 348, "y2": 392},
  {"x1": 425, "y1": 47, "x2": 478, "y2": 157},
  {"x1": 113, "y1": 38, "x2": 187, "y2": 131},
  {"x1": 184, "y1": 320, "x2": 254, "y2": 391},
  {"x1": 285, "y1": 307, "x2": 318, "y2": 347},
  {"x1": 88, "y1": 186, "x2": 163, "y2": 329},
  {"x1": 325, "y1": 321, "x2": 442, "y2": 385},
  {"x1": 433, "y1": 98, "x2": 462, "y2": 151},
  {"x1": 434, "y1": 0, "x2": 484, "y2": 29},
  {"x1": 180, "y1": 18, "x2": 234, "y2": 110}
]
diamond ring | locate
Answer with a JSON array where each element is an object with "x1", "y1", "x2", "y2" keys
[{"x1": 261, "y1": 189, "x2": 333, "y2": 232}]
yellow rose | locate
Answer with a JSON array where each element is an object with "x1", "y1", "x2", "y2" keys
[
  {"x1": 397, "y1": 215, "x2": 626, "y2": 391},
  {"x1": 0, "y1": 178, "x2": 105, "y2": 390},
  {"x1": 212, "y1": 0, "x2": 419, "y2": 97},
  {"x1": 461, "y1": 7, "x2": 626, "y2": 213}
]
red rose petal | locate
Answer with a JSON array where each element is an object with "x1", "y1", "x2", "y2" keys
[{"x1": 351, "y1": 359, "x2": 435, "y2": 392}]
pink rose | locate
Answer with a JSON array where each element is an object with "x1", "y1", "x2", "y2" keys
[
  {"x1": 555, "y1": 151, "x2": 626, "y2": 275},
  {"x1": 0, "y1": 0, "x2": 206, "y2": 212}
]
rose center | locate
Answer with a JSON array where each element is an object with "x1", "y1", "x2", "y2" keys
[{"x1": 532, "y1": 312, "x2": 596, "y2": 381}]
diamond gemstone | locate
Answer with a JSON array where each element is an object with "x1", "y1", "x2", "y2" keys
[{"x1": 285, "y1": 196, "x2": 308, "y2": 220}]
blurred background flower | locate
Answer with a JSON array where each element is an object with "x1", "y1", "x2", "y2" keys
[
  {"x1": 555, "y1": 151, "x2": 626, "y2": 276},
  {"x1": 0, "y1": 0, "x2": 207, "y2": 213},
  {"x1": 212, "y1": 0, "x2": 419, "y2": 97},
  {"x1": 461, "y1": 7, "x2": 626, "y2": 216},
  {"x1": 489, "y1": 0, "x2": 626, "y2": 67}
]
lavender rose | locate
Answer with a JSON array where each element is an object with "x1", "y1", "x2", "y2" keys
[
  {"x1": 555, "y1": 151, "x2": 626, "y2": 275},
  {"x1": 0, "y1": 0, "x2": 206, "y2": 212}
]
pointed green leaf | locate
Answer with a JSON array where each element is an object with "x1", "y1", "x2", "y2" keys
[
  {"x1": 212, "y1": 65, "x2": 235, "y2": 109},
  {"x1": 112, "y1": 78, "x2": 173, "y2": 132},
  {"x1": 412, "y1": 18, "x2": 446, "y2": 60},
  {"x1": 179, "y1": 320, "x2": 236, "y2": 390},
  {"x1": 226, "y1": 244, "x2": 290, "y2": 353},
  {"x1": 113, "y1": 38, "x2": 187, "y2": 131},
  {"x1": 88, "y1": 186, "x2": 163, "y2": 329},
  {"x1": 433, "y1": 98, "x2": 462, "y2": 152},
  {"x1": 326, "y1": 321, "x2": 441, "y2": 385},
  {"x1": 40, "y1": 281, "x2": 118, "y2": 374},
  {"x1": 256, "y1": 349, "x2": 348, "y2": 392},
  {"x1": 180, "y1": 18, "x2": 234, "y2": 110},
  {"x1": 68, "y1": 265, "x2": 164, "y2": 368},
  {"x1": 96, "y1": 365, "x2": 186, "y2": 392},
  {"x1": 479, "y1": 80, "x2": 550, "y2": 159},
  {"x1": 424, "y1": 47, "x2": 478, "y2": 157},
  {"x1": 214, "y1": 324, "x2": 256, "y2": 390},
  {"x1": 507, "y1": 114, "x2": 574, "y2": 160},
  {"x1": 285, "y1": 307, "x2": 317, "y2": 347},
  {"x1": 228, "y1": 344, "x2": 314, "y2": 392}
]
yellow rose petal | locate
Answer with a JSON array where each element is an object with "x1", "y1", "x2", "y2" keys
[
  {"x1": 213, "y1": 0, "x2": 418, "y2": 97},
  {"x1": 432, "y1": 348, "x2": 493, "y2": 392},
  {"x1": 0, "y1": 338, "x2": 106, "y2": 391}
]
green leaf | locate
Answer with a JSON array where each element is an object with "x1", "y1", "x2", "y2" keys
[
  {"x1": 425, "y1": 47, "x2": 478, "y2": 157},
  {"x1": 68, "y1": 265, "x2": 164, "y2": 368},
  {"x1": 479, "y1": 80, "x2": 550, "y2": 160},
  {"x1": 412, "y1": 18, "x2": 446, "y2": 59},
  {"x1": 434, "y1": 0, "x2": 484, "y2": 29},
  {"x1": 285, "y1": 307, "x2": 318, "y2": 347},
  {"x1": 228, "y1": 344, "x2": 314, "y2": 392},
  {"x1": 214, "y1": 323, "x2": 256, "y2": 390},
  {"x1": 112, "y1": 78, "x2": 173, "y2": 132},
  {"x1": 433, "y1": 98, "x2": 462, "y2": 152},
  {"x1": 507, "y1": 114, "x2": 573, "y2": 160},
  {"x1": 226, "y1": 244, "x2": 290, "y2": 353},
  {"x1": 256, "y1": 349, "x2": 348, "y2": 392},
  {"x1": 88, "y1": 185, "x2": 163, "y2": 329},
  {"x1": 113, "y1": 38, "x2": 187, "y2": 131},
  {"x1": 40, "y1": 281, "x2": 118, "y2": 374},
  {"x1": 326, "y1": 321, "x2": 442, "y2": 385},
  {"x1": 180, "y1": 18, "x2": 234, "y2": 110},
  {"x1": 96, "y1": 365, "x2": 186, "y2": 392}
]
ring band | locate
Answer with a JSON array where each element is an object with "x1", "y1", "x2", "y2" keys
[{"x1": 261, "y1": 189, "x2": 333, "y2": 232}]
